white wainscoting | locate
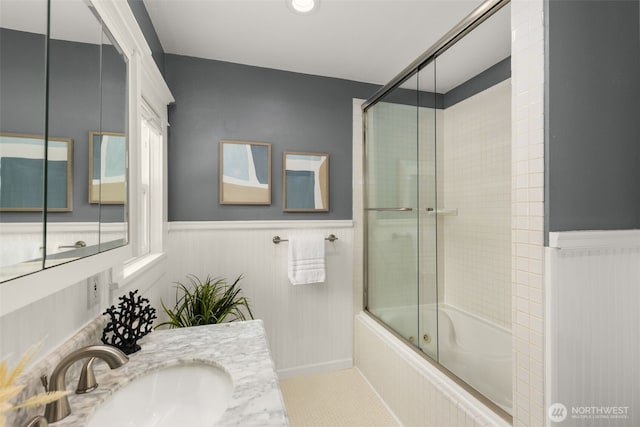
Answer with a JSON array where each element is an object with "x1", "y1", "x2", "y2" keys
[
  {"x1": 0, "y1": 222, "x2": 126, "y2": 266},
  {"x1": 546, "y1": 230, "x2": 640, "y2": 427},
  {"x1": 0, "y1": 222, "x2": 127, "y2": 286},
  {"x1": 166, "y1": 220, "x2": 354, "y2": 378}
]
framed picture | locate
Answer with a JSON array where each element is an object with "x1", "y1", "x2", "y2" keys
[
  {"x1": 283, "y1": 151, "x2": 329, "y2": 212},
  {"x1": 0, "y1": 132, "x2": 73, "y2": 212},
  {"x1": 89, "y1": 131, "x2": 126, "y2": 204},
  {"x1": 219, "y1": 140, "x2": 271, "y2": 205}
]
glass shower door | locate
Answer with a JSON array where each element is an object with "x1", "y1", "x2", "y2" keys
[
  {"x1": 362, "y1": 0, "x2": 512, "y2": 417},
  {"x1": 365, "y1": 73, "x2": 421, "y2": 347},
  {"x1": 417, "y1": 62, "x2": 438, "y2": 360}
]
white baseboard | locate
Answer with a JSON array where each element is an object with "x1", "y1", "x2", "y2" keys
[{"x1": 277, "y1": 358, "x2": 353, "y2": 379}]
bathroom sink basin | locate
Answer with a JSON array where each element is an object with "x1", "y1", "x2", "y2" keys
[{"x1": 86, "y1": 362, "x2": 233, "y2": 427}]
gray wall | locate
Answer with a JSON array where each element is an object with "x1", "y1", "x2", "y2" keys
[
  {"x1": 164, "y1": 54, "x2": 512, "y2": 222},
  {"x1": 165, "y1": 54, "x2": 380, "y2": 221},
  {"x1": 127, "y1": 0, "x2": 165, "y2": 75},
  {"x1": 546, "y1": 0, "x2": 640, "y2": 235},
  {"x1": 0, "y1": 29, "x2": 126, "y2": 223},
  {"x1": 444, "y1": 57, "x2": 511, "y2": 108}
]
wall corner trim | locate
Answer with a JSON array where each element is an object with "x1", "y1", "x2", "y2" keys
[
  {"x1": 548, "y1": 229, "x2": 640, "y2": 250},
  {"x1": 168, "y1": 220, "x2": 354, "y2": 232}
]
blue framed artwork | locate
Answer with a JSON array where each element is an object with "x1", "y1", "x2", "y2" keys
[
  {"x1": 0, "y1": 132, "x2": 73, "y2": 212},
  {"x1": 219, "y1": 140, "x2": 271, "y2": 205},
  {"x1": 89, "y1": 131, "x2": 126, "y2": 204},
  {"x1": 283, "y1": 151, "x2": 329, "y2": 212}
]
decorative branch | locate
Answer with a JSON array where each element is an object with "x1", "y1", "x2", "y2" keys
[{"x1": 101, "y1": 290, "x2": 157, "y2": 355}]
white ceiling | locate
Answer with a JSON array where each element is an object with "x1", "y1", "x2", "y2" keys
[
  {"x1": 0, "y1": 0, "x2": 109, "y2": 45},
  {"x1": 143, "y1": 0, "x2": 511, "y2": 91},
  {"x1": 0, "y1": 0, "x2": 511, "y2": 93}
]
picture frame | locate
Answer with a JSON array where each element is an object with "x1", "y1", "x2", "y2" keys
[
  {"x1": 89, "y1": 131, "x2": 126, "y2": 204},
  {"x1": 219, "y1": 140, "x2": 272, "y2": 205},
  {"x1": 0, "y1": 132, "x2": 73, "y2": 212},
  {"x1": 283, "y1": 151, "x2": 329, "y2": 212}
]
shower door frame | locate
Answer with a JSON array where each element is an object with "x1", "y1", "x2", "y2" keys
[{"x1": 361, "y1": 0, "x2": 512, "y2": 422}]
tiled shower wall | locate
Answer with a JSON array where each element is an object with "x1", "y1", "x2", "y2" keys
[
  {"x1": 442, "y1": 79, "x2": 512, "y2": 329},
  {"x1": 511, "y1": 0, "x2": 546, "y2": 425}
]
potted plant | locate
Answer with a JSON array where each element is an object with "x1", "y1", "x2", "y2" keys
[{"x1": 158, "y1": 274, "x2": 253, "y2": 328}]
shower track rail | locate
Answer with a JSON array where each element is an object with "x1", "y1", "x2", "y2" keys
[{"x1": 361, "y1": 0, "x2": 510, "y2": 112}]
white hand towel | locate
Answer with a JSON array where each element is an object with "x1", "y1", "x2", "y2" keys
[{"x1": 287, "y1": 234, "x2": 326, "y2": 285}]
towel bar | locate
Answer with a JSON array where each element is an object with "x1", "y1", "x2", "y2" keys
[
  {"x1": 59, "y1": 240, "x2": 87, "y2": 249},
  {"x1": 272, "y1": 234, "x2": 338, "y2": 244}
]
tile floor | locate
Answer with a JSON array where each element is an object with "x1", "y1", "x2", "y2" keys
[{"x1": 280, "y1": 368, "x2": 400, "y2": 427}]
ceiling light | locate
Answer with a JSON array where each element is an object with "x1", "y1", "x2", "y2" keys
[{"x1": 288, "y1": 0, "x2": 318, "y2": 14}]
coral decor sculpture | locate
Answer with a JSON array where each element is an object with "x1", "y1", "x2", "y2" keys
[{"x1": 101, "y1": 290, "x2": 157, "y2": 355}]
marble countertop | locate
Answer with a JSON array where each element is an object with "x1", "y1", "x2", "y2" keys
[{"x1": 54, "y1": 320, "x2": 289, "y2": 426}]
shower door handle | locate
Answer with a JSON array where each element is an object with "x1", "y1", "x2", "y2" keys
[
  {"x1": 426, "y1": 208, "x2": 458, "y2": 216},
  {"x1": 365, "y1": 207, "x2": 413, "y2": 212}
]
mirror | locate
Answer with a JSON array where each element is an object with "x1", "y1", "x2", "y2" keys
[
  {"x1": 0, "y1": 0, "x2": 48, "y2": 280},
  {"x1": 96, "y1": 23, "x2": 128, "y2": 252},
  {"x1": 0, "y1": 0, "x2": 129, "y2": 281}
]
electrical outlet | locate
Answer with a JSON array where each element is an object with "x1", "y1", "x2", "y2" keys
[{"x1": 87, "y1": 275, "x2": 100, "y2": 309}]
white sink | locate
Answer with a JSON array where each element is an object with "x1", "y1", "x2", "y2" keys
[{"x1": 87, "y1": 362, "x2": 233, "y2": 427}]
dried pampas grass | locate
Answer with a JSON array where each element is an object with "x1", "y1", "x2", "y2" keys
[{"x1": 0, "y1": 346, "x2": 70, "y2": 427}]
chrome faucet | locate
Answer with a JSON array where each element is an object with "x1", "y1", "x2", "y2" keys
[{"x1": 43, "y1": 345, "x2": 128, "y2": 423}]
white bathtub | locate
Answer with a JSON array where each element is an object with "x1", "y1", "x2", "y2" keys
[{"x1": 374, "y1": 303, "x2": 512, "y2": 414}]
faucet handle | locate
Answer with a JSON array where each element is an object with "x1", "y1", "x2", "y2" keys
[
  {"x1": 40, "y1": 375, "x2": 48, "y2": 390},
  {"x1": 76, "y1": 357, "x2": 98, "y2": 394}
]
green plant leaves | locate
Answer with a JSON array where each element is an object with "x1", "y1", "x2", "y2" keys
[{"x1": 157, "y1": 274, "x2": 254, "y2": 329}]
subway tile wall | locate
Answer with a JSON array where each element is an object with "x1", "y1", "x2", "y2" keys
[
  {"x1": 511, "y1": 0, "x2": 546, "y2": 425},
  {"x1": 442, "y1": 79, "x2": 512, "y2": 329}
]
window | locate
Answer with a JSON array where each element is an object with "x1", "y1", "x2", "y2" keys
[
  {"x1": 119, "y1": 100, "x2": 166, "y2": 287},
  {"x1": 138, "y1": 116, "x2": 152, "y2": 256}
]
